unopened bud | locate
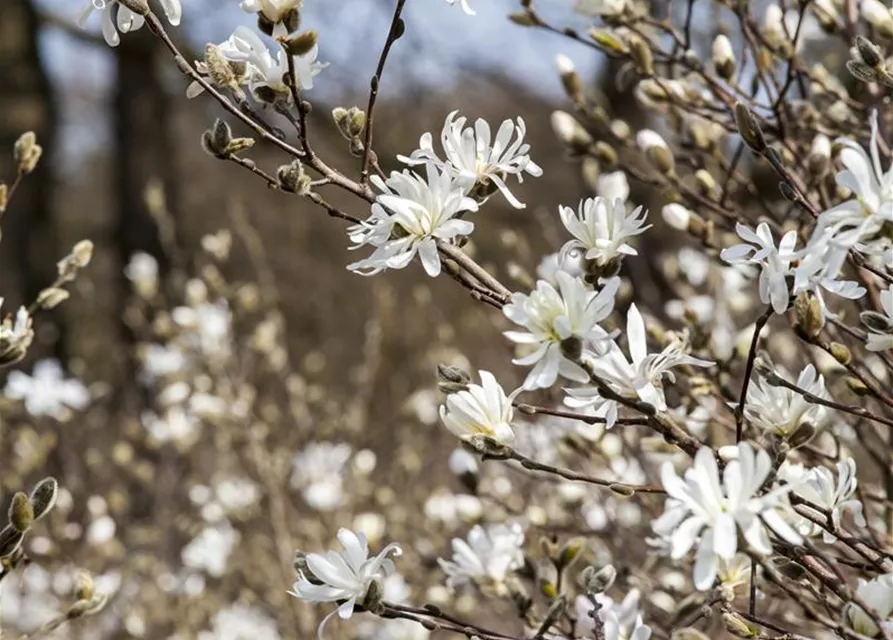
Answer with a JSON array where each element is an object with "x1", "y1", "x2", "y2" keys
[
  {"x1": 829, "y1": 341, "x2": 852, "y2": 365},
  {"x1": 712, "y1": 34, "x2": 736, "y2": 80},
  {"x1": 593, "y1": 141, "x2": 618, "y2": 167},
  {"x1": 609, "y1": 483, "x2": 636, "y2": 497},
  {"x1": 734, "y1": 103, "x2": 767, "y2": 152},
  {"x1": 769, "y1": 556, "x2": 807, "y2": 580},
  {"x1": 556, "y1": 54, "x2": 582, "y2": 101},
  {"x1": 284, "y1": 30, "x2": 318, "y2": 57},
  {"x1": 0, "y1": 183, "x2": 7, "y2": 214},
  {"x1": 862, "y1": 0, "x2": 893, "y2": 39},
  {"x1": 723, "y1": 612, "x2": 758, "y2": 637},
  {"x1": 37, "y1": 287, "x2": 70, "y2": 310},
  {"x1": 855, "y1": 35, "x2": 884, "y2": 68},
  {"x1": 582, "y1": 563, "x2": 616, "y2": 594},
  {"x1": 551, "y1": 111, "x2": 592, "y2": 153},
  {"x1": 694, "y1": 169, "x2": 718, "y2": 199},
  {"x1": 861, "y1": 309, "x2": 893, "y2": 332},
  {"x1": 661, "y1": 203, "x2": 691, "y2": 231},
  {"x1": 201, "y1": 119, "x2": 233, "y2": 158},
  {"x1": 807, "y1": 134, "x2": 831, "y2": 177},
  {"x1": 556, "y1": 537, "x2": 585, "y2": 570},
  {"x1": 277, "y1": 160, "x2": 311, "y2": 195},
  {"x1": 8, "y1": 492, "x2": 33, "y2": 532},
  {"x1": 787, "y1": 420, "x2": 817, "y2": 448},
  {"x1": 508, "y1": 11, "x2": 541, "y2": 26},
  {"x1": 637, "y1": 129, "x2": 675, "y2": 174},
  {"x1": 629, "y1": 36, "x2": 654, "y2": 76},
  {"x1": 437, "y1": 364, "x2": 471, "y2": 394},
  {"x1": 845, "y1": 376, "x2": 870, "y2": 396},
  {"x1": 29, "y1": 477, "x2": 59, "y2": 521},
  {"x1": 14, "y1": 132, "x2": 42, "y2": 175},
  {"x1": 794, "y1": 293, "x2": 824, "y2": 339},
  {"x1": 588, "y1": 28, "x2": 629, "y2": 54},
  {"x1": 75, "y1": 573, "x2": 96, "y2": 602}
]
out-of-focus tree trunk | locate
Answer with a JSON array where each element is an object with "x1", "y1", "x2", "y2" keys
[
  {"x1": 113, "y1": 29, "x2": 181, "y2": 389},
  {"x1": 0, "y1": 0, "x2": 61, "y2": 353}
]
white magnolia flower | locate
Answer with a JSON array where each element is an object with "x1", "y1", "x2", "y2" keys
[
  {"x1": 653, "y1": 443, "x2": 802, "y2": 590},
  {"x1": 78, "y1": 0, "x2": 181, "y2": 47},
  {"x1": 844, "y1": 573, "x2": 893, "y2": 637},
  {"x1": 744, "y1": 364, "x2": 831, "y2": 437},
  {"x1": 503, "y1": 274, "x2": 619, "y2": 390},
  {"x1": 182, "y1": 523, "x2": 238, "y2": 577},
  {"x1": 290, "y1": 442, "x2": 352, "y2": 511},
  {"x1": 791, "y1": 231, "x2": 866, "y2": 319},
  {"x1": 5, "y1": 359, "x2": 90, "y2": 419},
  {"x1": 575, "y1": 590, "x2": 652, "y2": 640},
  {"x1": 558, "y1": 196, "x2": 650, "y2": 268},
  {"x1": 125, "y1": 251, "x2": 159, "y2": 297},
  {"x1": 398, "y1": 111, "x2": 542, "y2": 208},
  {"x1": 239, "y1": 0, "x2": 302, "y2": 38},
  {"x1": 720, "y1": 222, "x2": 797, "y2": 314},
  {"x1": 439, "y1": 370, "x2": 518, "y2": 443},
  {"x1": 866, "y1": 284, "x2": 893, "y2": 351},
  {"x1": 778, "y1": 459, "x2": 866, "y2": 543},
  {"x1": 172, "y1": 300, "x2": 232, "y2": 361},
  {"x1": 0, "y1": 301, "x2": 34, "y2": 363},
  {"x1": 597, "y1": 171, "x2": 630, "y2": 203},
  {"x1": 566, "y1": 304, "x2": 713, "y2": 427},
  {"x1": 290, "y1": 529, "x2": 402, "y2": 639},
  {"x1": 438, "y1": 523, "x2": 525, "y2": 593},
  {"x1": 209, "y1": 26, "x2": 327, "y2": 100},
  {"x1": 444, "y1": 0, "x2": 475, "y2": 14},
  {"x1": 575, "y1": 0, "x2": 628, "y2": 17},
  {"x1": 348, "y1": 164, "x2": 477, "y2": 277},
  {"x1": 816, "y1": 111, "x2": 893, "y2": 253}
]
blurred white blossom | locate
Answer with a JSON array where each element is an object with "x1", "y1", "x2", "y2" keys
[
  {"x1": 290, "y1": 442, "x2": 352, "y2": 511},
  {"x1": 5, "y1": 359, "x2": 89, "y2": 419},
  {"x1": 438, "y1": 523, "x2": 525, "y2": 593},
  {"x1": 844, "y1": 573, "x2": 893, "y2": 637}
]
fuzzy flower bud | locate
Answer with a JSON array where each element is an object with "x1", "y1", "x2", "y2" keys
[
  {"x1": 551, "y1": 111, "x2": 592, "y2": 153},
  {"x1": 807, "y1": 133, "x2": 831, "y2": 177},
  {"x1": 13, "y1": 132, "x2": 42, "y2": 175},
  {"x1": 636, "y1": 129, "x2": 674, "y2": 174},
  {"x1": 662, "y1": 203, "x2": 692, "y2": 231},
  {"x1": 712, "y1": 34, "x2": 736, "y2": 80},
  {"x1": 862, "y1": 0, "x2": 893, "y2": 38},
  {"x1": 556, "y1": 54, "x2": 582, "y2": 101}
]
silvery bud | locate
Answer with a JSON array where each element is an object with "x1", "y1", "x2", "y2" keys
[
  {"x1": 855, "y1": 35, "x2": 884, "y2": 68},
  {"x1": 662, "y1": 203, "x2": 691, "y2": 231},
  {"x1": 636, "y1": 129, "x2": 674, "y2": 174},
  {"x1": 712, "y1": 34, "x2": 736, "y2": 80},
  {"x1": 277, "y1": 160, "x2": 311, "y2": 195},
  {"x1": 0, "y1": 525, "x2": 24, "y2": 558},
  {"x1": 808, "y1": 133, "x2": 831, "y2": 177},
  {"x1": 8, "y1": 492, "x2": 33, "y2": 532},
  {"x1": 581, "y1": 563, "x2": 616, "y2": 594},
  {"x1": 29, "y1": 477, "x2": 59, "y2": 521},
  {"x1": 333, "y1": 106, "x2": 367, "y2": 140},
  {"x1": 723, "y1": 612, "x2": 758, "y2": 637},
  {"x1": 13, "y1": 132, "x2": 42, "y2": 175},
  {"x1": 201, "y1": 119, "x2": 233, "y2": 158},
  {"x1": 551, "y1": 111, "x2": 592, "y2": 153},
  {"x1": 36, "y1": 287, "x2": 70, "y2": 310},
  {"x1": 862, "y1": 0, "x2": 893, "y2": 39},
  {"x1": 734, "y1": 103, "x2": 767, "y2": 152},
  {"x1": 762, "y1": 5, "x2": 787, "y2": 50},
  {"x1": 437, "y1": 363, "x2": 471, "y2": 394},
  {"x1": 284, "y1": 30, "x2": 318, "y2": 57},
  {"x1": 556, "y1": 54, "x2": 582, "y2": 101}
]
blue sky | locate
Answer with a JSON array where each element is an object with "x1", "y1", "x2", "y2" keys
[{"x1": 37, "y1": 0, "x2": 599, "y2": 164}]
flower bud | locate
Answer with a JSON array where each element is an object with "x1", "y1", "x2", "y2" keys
[
  {"x1": 284, "y1": 30, "x2": 318, "y2": 57},
  {"x1": 808, "y1": 133, "x2": 831, "y2": 177},
  {"x1": 201, "y1": 119, "x2": 233, "y2": 158},
  {"x1": 0, "y1": 183, "x2": 7, "y2": 214},
  {"x1": 830, "y1": 341, "x2": 852, "y2": 365},
  {"x1": 734, "y1": 102, "x2": 767, "y2": 152},
  {"x1": 845, "y1": 376, "x2": 870, "y2": 396},
  {"x1": 551, "y1": 111, "x2": 592, "y2": 153},
  {"x1": 712, "y1": 34, "x2": 736, "y2": 80},
  {"x1": 763, "y1": 4, "x2": 787, "y2": 50},
  {"x1": 29, "y1": 477, "x2": 59, "y2": 521},
  {"x1": 36, "y1": 287, "x2": 70, "y2": 310},
  {"x1": 13, "y1": 132, "x2": 42, "y2": 175},
  {"x1": 556, "y1": 537, "x2": 586, "y2": 571},
  {"x1": 277, "y1": 160, "x2": 311, "y2": 195},
  {"x1": 436, "y1": 363, "x2": 471, "y2": 394},
  {"x1": 695, "y1": 169, "x2": 718, "y2": 199},
  {"x1": 787, "y1": 420, "x2": 817, "y2": 448},
  {"x1": 556, "y1": 54, "x2": 582, "y2": 102},
  {"x1": 636, "y1": 129, "x2": 675, "y2": 174},
  {"x1": 75, "y1": 572, "x2": 96, "y2": 602},
  {"x1": 8, "y1": 492, "x2": 33, "y2": 533},
  {"x1": 861, "y1": 309, "x2": 893, "y2": 332},
  {"x1": 862, "y1": 0, "x2": 893, "y2": 38},
  {"x1": 855, "y1": 35, "x2": 884, "y2": 68},
  {"x1": 794, "y1": 293, "x2": 824, "y2": 339},
  {"x1": 582, "y1": 563, "x2": 616, "y2": 594},
  {"x1": 662, "y1": 203, "x2": 691, "y2": 231},
  {"x1": 629, "y1": 36, "x2": 654, "y2": 76},
  {"x1": 723, "y1": 612, "x2": 758, "y2": 637}
]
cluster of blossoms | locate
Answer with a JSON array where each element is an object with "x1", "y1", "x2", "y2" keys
[{"x1": 349, "y1": 111, "x2": 541, "y2": 277}]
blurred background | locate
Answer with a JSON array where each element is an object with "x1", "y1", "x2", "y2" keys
[{"x1": 0, "y1": 1, "x2": 674, "y2": 637}]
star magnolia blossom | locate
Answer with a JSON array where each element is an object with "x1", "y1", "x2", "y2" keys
[
  {"x1": 398, "y1": 111, "x2": 542, "y2": 208},
  {"x1": 438, "y1": 523, "x2": 524, "y2": 593},
  {"x1": 0, "y1": 300, "x2": 34, "y2": 364},
  {"x1": 743, "y1": 364, "x2": 830, "y2": 437},
  {"x1": 653, "y1": 443, "x2": 803, "y2": 590},
  {"x1": 558, "y1": 196, "x2": 650, "y2": 268},
  {"x1": 720, "y1": 222, "x2": 797, "y2": 314},
  {"x1": 503, "y1": 274, "x2": 619, "y2": 390},
  {"x1": 240, "y1": 0, "x2": 302, "y2": 38},
  {"x1": 205, "y1": 26, "x2": 326, "y2": 101},
  {"x1": 778, "y1": 459, "x2": 866, "y2": 543},
  {"x1": 290, "y1": 528, "x2": 402, "y2": 639},
  {"x1": 565, "y1": 304, "x2": 713, "y2": 427},
  {"x1": 78, "y1": 0, "x2": 182, "y2": 47},
  {"x1": 439, "y1": 371, "x2": 518, "y2": 443},
  {"x1": 819, "y1": 110, "x2": 893, "y2": 250},
  {"x1": 348, "y1": 164, "x2": 477, "y2": 277},
  {"x1": 865, "y1": 284, "x2": 893, "y2": 351},
  {"x1": 5, "y1": 359, "x2": 90, "y2": 419},
  {"x1": 575, "y1": 590, "x2": 652, "y2": 640},
  {"x1": 844, "y1": 573, "x2": 893, "y2": 637}
]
